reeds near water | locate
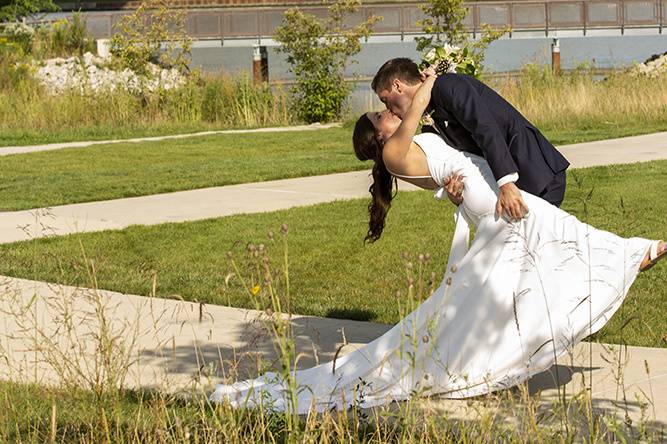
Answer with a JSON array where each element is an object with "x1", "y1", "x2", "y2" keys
[{"x1": 492, "y1": 64, "x2": 667, "y2": 137}]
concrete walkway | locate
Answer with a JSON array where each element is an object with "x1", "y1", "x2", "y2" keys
[
  {"x1": 0, "y1": 122, "x2": 341, "y2": 156},
  {"x1": 1, "y1": 131, "x2": 666, "y2": 245},
  {"x1": 1, "y1": 275, "x2": 665, "y2": 428},
  {"x1": 555, "y1": 130, "x2": 667, "y2": 168}
]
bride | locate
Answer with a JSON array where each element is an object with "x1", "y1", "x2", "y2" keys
[{"x1": 210, "y1": 69, "x2": 666, "y2": 414}]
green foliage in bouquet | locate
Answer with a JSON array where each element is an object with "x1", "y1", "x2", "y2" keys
[
  {"x1": 415, "y1": 0, "x2": 510, "y2": 74},
  {"x1": 419, "y1": 44, "x2": 480, "y2": 79}
]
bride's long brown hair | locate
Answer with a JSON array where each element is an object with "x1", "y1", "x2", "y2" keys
[{"x1": 352, "y1": 113, "x2": 397, "y2": 243}]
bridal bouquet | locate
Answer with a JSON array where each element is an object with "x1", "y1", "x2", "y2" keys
[
  {"x1": 419, "y1": 44, "x2": 480, "y2": 78},
  {"x1": 418, "y1": 44, "x2": 480, "y2": 126}
]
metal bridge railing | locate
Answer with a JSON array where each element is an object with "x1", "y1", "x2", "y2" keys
[{"x1": 37, "y1": 0, "x2": 667, "y2": 39}]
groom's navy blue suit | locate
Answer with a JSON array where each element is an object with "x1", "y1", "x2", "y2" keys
[{"x1": 422, "y1": 73, "x2": 570, "y2": 207}]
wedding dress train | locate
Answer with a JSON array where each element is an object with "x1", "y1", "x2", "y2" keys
[{"x1": 210, "y1": 132, "x2": 654, "y2": 414}]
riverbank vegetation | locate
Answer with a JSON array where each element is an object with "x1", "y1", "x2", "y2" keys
[
  {"x1": 1, "y1": 58, "x2": 666, "y2": 147},
  {"x1": 1, "y1": 8, "x2": 667, "y2": 146}
]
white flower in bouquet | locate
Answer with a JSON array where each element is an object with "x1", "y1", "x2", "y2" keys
[
  {"x1": 420, "y1": 110, "x2": 435, "y2": 127},
  {"x1": 441, "y1": 43, "x2": 457, "y2": 56},
  {"x1": 419, "y1": 44, "x2": 479, "y2": 78},
  {"x1": 424, "y1": 48, "x2": 438, "y2": 65}
]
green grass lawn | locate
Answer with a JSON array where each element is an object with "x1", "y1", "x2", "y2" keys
[
  {"x1": 0, "y1": 126, "x2": 360, "y2": 211},
  {"x1": 540, "y1": 120, "x2": 667, "y2": 146},
  {"x1": 2, "y1": 121, "x2": 667, "y2": 211},
  {"x1": 1, "y1": 160, "x2": 665, "y2": 348}
]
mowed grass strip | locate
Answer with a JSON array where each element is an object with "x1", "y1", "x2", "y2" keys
[
  {"x1": 0, "y1": 126, "x2": 361, "y2": 211},
  {"x1": 2, "y1": 121, "x2": 667, "y2": 211},
  {"x1": 1, "y1": 160, "x2": 665, "y2": 348},
  {"x1": 540, "y1": 120, "x2": 667, "y2": 147}
]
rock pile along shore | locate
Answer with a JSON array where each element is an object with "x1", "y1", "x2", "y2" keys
[
  {"x1": 28, "y1": 52, "x2": 186, "y2": 95},
  {"x1": 629, "y1": 51, "x2": 667, "y2": 78}
]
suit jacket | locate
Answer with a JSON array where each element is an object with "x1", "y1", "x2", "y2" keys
[{"x1": 423, "y1": 73, "x2": 570, "y2": 196}]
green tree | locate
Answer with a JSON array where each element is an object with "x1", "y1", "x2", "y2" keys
[
  {"x1": 109, "y1": 0, "x2": 193, "y2": 76},
  {"x1": 415, "y1": 0, "x2": 510, "y2": 71},
  {"x1": 0, "y1": 0, "x2": 58, "y2": 22},
  {"x1": 274, "y1": 0, "x2": 380, "y2": 123},
  {"x1": 415, "y1": 0, "x2": 468, "y2": 51}
]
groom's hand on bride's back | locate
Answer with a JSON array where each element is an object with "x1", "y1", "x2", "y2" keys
[{"x1": 496, "y1": 182, "x2": 529, "y2": 221}]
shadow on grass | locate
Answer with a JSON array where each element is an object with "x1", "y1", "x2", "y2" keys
[{"x1": 325, "y1": 307, "x2": 378, "y2": 321}]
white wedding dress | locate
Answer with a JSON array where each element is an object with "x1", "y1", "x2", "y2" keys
[{"x1": 210, "y1": 132, "x2": 654, "y2": 414}]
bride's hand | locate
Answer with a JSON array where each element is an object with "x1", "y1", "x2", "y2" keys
[
  {"x1": 411, "y1": 66, "x2": 438, "y2": 109},
  {"x1": 420, "y1": 65, "x2": 437, "y2": 81},
  {"x1": 444, "y1": 173, "x2": 465, "y2": 206}
]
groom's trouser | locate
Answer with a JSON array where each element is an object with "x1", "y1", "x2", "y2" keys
[{"x1": 539, "y1": 170, "x2": 567, "y2": 208}]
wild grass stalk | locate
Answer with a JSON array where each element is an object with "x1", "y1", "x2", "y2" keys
[
  {"x1": 0, "y1": 209, "x2": 665, "y2": 441},
  {"x1": 211, "y1": 221, "x2": 664, "y2": 442}
]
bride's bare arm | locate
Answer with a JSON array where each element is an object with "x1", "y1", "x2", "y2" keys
[{"x1": 382, "y1": 69, "x2": 437, "y2": 168}]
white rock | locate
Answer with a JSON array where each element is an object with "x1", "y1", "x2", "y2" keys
[
  {"x1": 83, "y1": 52, "x2": 96, "y2": 66},
  {"x1": 25, "y1": 54, "x2": 187, "y2": 96},
  {"x1": 629, "y1": 52, "x2": 667, "y2": 77}
]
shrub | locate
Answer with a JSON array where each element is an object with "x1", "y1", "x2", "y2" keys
[
  {"x1": 0, "y1": 13, "x2": 95, "y2": 59},
  {"x1": 0, "y1": 21, "x2": 34, "y2": 52},
  {"x1": 274, "y1": 0, "x2": 380, "y2": 123},
  {"x1": 0, "y1": 36, "x2": 31, "y2": 90},
  {"x1": 31, "y1": 13, "x2": 96, "y2": 58},
  {"x1": 0, "y1": 0, "x2": 58, "y2": 22},
  {"x1": 109, "y1": 0, "x2": 193, "y2": 76}
]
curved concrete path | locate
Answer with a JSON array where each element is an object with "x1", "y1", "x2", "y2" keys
[
  {"x1": 1, "y1": 274, "x2": 665, "y2": 429},
  {"x1": 0, "y1": 122, "x2": 341, "y2": 156},
  {"x1": 1, "y1": 130, "x2": 666, "y2": 245}
]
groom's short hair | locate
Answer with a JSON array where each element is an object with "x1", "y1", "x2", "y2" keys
[{"x1": 372, "y1": 58, "x2": 422, "y2": 93}]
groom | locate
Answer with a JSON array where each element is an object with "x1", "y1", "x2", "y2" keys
[{"x1": 371, "y1": 58, "x2": 570, "y2": 220}]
